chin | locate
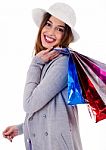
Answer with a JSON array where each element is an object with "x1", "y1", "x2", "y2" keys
[
  {"x1": 42, "y1": 41, "x2": 59, "y2": 49},
  {"x1": 42, "y1": 43, "x2": 54, "y2": 49}
]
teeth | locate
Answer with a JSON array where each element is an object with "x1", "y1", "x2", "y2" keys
[{"x1": 45, "y1": 35, "x2": 55, "y2": 42}]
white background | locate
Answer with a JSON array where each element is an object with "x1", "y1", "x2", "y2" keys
[{"x1": 0, "y1": 0, "x2": 106, "y2": 150}]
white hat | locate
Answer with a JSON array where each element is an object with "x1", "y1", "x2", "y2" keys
[{"x1": 32, "y1": 2, "x2": 80, "y2": 42}]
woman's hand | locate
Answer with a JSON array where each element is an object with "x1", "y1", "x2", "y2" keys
[
  {"x1": 2, "y1": 125, "x2": 19, "y2": 142},
  {"x1": 36, "y1": 47, "x2": 60, "y2": 63}
]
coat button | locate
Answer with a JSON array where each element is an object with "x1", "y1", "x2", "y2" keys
[
  {"x1": 26, "y1": 139, "x2": 30, "y2": 143},
  {"x1": 44, "y1": 132, "x2": 48, "y2": 136},
  {"x1": 32, "y1": 133, "x2": 36, "y2": 137},
  {"x1": 43, "y1": 114, "x2": 46, "y2": 118}
]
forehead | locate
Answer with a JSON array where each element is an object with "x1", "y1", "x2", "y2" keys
[{"x1": 48, "y1": 16, "x2": 65, "y2": 26}]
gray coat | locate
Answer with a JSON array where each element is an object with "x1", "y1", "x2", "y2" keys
[{"x1": 17, "y1": 54, "x2": 83, "y2": 150}]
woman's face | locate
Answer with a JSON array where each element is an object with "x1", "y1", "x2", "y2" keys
[{"x1": 41, "y1": 16, "x2": 65, "y2": 49}]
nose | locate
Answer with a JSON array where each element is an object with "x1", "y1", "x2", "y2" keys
[{"x1": 48, "y1": 27, "x2": 55, "y2": 35}]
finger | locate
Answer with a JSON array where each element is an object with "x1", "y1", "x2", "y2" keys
[
  {"x1": 9, "y1": 139, "x2": 12, "y2": 142},
  {"x1": 3, "y1": 127, "x2": 10, "y2": 134},
  {"x1": 11, "y1": 131, "x2": 18, "y2": 137},
  {"x1": 4, "y1": 128, "x2": 13, "y2": 136},
  {"x1": 7, "y1": 136, "x2": 13, "y2": 142},
  {"x1": 52, "y1": 52, "x2": 60, "y2": 57},
  {"x1": 7, "y1": 135, "x2": 13, "y2": 142},
  {"x1": 49, "y1": 50, "x2": 60, "y2": 56},
  {"x1": 3, "y1": 134, "x2": 7, "y2": 138},
  {"x1": 9, "y1": 136, "x2": 13, "y2": 142},
  {"x1": 41, "y1": 49, "x2": 57, "y2": 61},
  {"x1": 49, "y1": 53, "x2": 60, "y2": 60},
  {"x1": 5, "y1": 135, "x2": 11, "y2": 140},
  {"x1": 44, "y1": 47, "x2": 53, "y2": 54}
]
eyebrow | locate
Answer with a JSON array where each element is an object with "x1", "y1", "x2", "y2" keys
[{"x1": 48, "y1": 20, "x2": 65, "y2": 28}]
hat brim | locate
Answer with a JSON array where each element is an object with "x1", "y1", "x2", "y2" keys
[{"x1": 32, "y1": 8, "x2": 80, "y2": 42}]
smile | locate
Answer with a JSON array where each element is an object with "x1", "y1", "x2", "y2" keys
[{"x1": 44, "y1": 35, "x2": 56, "y2": 43}]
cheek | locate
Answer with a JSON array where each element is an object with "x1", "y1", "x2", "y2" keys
[
  {"x1": 41, "y1": 27, "x2": 47, "y2": 35},
  {"x1": 41, "y1": 29, "x2": 45, "y2": 41},
  {"x1": 41, "y1": 27, "x2": 47, "y2": 40},
  {"x1": 56, "y1": 33, "x2": 64, "y2": 42},
  {"x1": 41, "y1": 32, "x2": 43, "y2": 41}
]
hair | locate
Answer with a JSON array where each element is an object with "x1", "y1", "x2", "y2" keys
[{"x1": 34, "y1": 12, "x2": 74, "y2": 54}]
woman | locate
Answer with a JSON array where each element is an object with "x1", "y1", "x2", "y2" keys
[{"x1": 3, "y1": 2, "x2": 83, "y2": 150}]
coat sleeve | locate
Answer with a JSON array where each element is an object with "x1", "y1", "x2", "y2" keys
[
  {"x1": 23, "y1": 55, "x2": 68, "y2": 114},
  {"x1": 16, "y1": 123, "x2": 23, "y2": 135}
]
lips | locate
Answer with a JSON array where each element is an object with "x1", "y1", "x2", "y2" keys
[{"x1": 44, "y1": 35, "x2": 56, "y2": 43}]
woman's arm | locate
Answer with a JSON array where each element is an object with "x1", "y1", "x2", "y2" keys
[{"x1": 23, "y1": 55, "x2": 68, "y2": 114}]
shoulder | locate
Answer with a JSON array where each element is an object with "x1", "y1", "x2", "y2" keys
[
  {"x1": 43, "y1": 55, "x2": 69, "y2": 75},
  {"x1": 50, "y1": 54, "x2": 69, "y2": 66}
]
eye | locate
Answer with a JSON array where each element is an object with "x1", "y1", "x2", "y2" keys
[
  {"x1": 45, "y1": 22, "x2": 51, "y2": 27},
  {"x1": 57, "y1": 27, "x2": 65, "y2": 32}
]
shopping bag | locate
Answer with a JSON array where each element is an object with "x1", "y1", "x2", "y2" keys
[{"x1": 71, "y1": 50, "x2": 106, "y2": 122}]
